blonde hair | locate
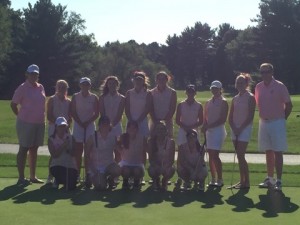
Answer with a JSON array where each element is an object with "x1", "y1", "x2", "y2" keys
[{"x1": 236, "y1": 73, "x2": 252, "y2": 91}]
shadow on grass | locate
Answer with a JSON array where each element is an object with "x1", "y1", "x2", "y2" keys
[
  {"x1": 0, "y1": 183, "x2": 30, "y2": 201},
  {"x1": 255, "y1": 189, "x2": 299, "y2": 217},
  {"x1": 225, "y1": 189, "x2": 255, "y2": 212}
]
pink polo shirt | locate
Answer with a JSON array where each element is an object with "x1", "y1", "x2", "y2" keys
[
  {"x1": 255, "y1": 78, "x2": 291, "y2": 120},
  {"x1": 204, "y1": 96, "x2": 226, "y2": 125},
  {"x1": 12, "y1": 80, "x2": 46, "y2": 124}
]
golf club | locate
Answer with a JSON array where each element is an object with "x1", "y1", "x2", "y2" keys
[{"x1": 227, "y1": 134, "x2": 238, "y2": 194}]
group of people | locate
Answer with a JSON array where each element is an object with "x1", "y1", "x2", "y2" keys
[{"x1": 10, "y1": 63, "x2": 292, "y2": 192}]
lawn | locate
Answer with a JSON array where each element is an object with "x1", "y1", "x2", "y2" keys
[{"x1": 0, "y1": 177, "x2": 299, "y2": 225}]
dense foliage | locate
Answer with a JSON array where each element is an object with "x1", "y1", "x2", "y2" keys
[{"x1": 0, "y1": 0, "x2": 300, "y2": 98}]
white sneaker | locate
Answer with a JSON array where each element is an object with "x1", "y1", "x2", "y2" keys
[
  {"x1": 274, "y1": 180, "x2": 282, "y2": 191},
  {"x1": 206, "y1": 179, "x2": 216, "y2": 187},
  {"x1": 216, "y1": 179, "x2": 224, "y2": 187},
  {"x1": 258, "y1": 177, "x2": 275, "y2": 188},
  {"x1": 46, "y1": 176, "x2": 53, "y2": 184}
]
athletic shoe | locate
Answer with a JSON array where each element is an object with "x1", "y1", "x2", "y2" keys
[
  {"x1": 30, "y1": 178, "x2": 44, "y2": 184},
  {"x1": 274, "y1": 180, "x2": 282, "y2": 191},
  {"x1": 52, "y1": 179, "x2": 59, "y2": 189},
  {"x1": 16, "y1": 178, "x2": 31, "y2": 186},
  {"x1": 258, "y1": 177, "x2": 275, "y2": 188},
  {"x1": 206, "y1": 179, "x2": 216, "y2": 187},
  {"x1": 46, "y1": 176, "x2": 53, "y2": 184},
  {"x1": 181, "y1": 181, "x2": 192, "y2": 190},
  {"x1": 216, "y1": 179, "x2": 224, "y2": 187}
]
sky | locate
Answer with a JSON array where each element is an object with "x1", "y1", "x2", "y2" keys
[{"x1": 11, "y1": 0, "x2": 261, "y2": 46}]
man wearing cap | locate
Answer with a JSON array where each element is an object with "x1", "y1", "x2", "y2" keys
[
  {"x1": 11, "y1": 64, "x2": 46, "y2": 185},
  {"x1": 71, "y1": 77, "x2": 99, "y2": 186},
  {"x1": 255, "y1": 63, "x2": 293, "y2": 191}
]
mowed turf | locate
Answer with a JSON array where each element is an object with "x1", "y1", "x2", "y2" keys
[{"x1": 0, "y1": 178, "x2": 299, "y2": 225}]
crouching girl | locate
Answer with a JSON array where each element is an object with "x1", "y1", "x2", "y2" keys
[
  {"x1": 147, "y1": 121, "x2": 175, "y2": 191},
  {"x1": 176, "y1": 130, "x2": 207, "y2": 191},
  {"x1": 48, "y1": 117, "x2": 78, "y2": 190},
  {"x1": 86, "y1": 116, "x2": 121, "y2": 191},
  {"x1": 118, "y1": 120, "x2": 147, "y2": 190}
]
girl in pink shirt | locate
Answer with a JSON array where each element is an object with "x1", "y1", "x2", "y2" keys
[
  {"x1": 228, "y1": 74, "x2": 255, "y2": 189},
  {"x1": 202, "y1": 80, "x2": 228, "y2": 187}
]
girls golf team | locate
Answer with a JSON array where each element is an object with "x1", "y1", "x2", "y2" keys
[{"x1": 11, "y1": 63, "x2": 292, "y2": 192}]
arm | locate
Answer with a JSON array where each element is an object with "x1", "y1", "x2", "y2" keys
[
  {"x1": 285, "y1": 101, "x2": 293, "y2": 120},
  {"x1": 164, "y1": 90, "x2": 177, "y2": 121},
  {"x1": 112, "y1": 95, "x2": 125, "y2": 127},
  {"x1": 125, "y1": 91, "x2": 132, "y2": 121},
  {"x1": 70, "y1": 94, "x2": 83, "y2": 127},
  {"x1": 237, "y1": 95, "x2": 256, "y2": 133},
  {"x1": 10, "y1": 102, "x2": 19, "y2": 116},
  {"x1": 46, "y1": 97, "x2": 55, "y2": 124},
  {"x1": 99, "y1": 95, "x2": 105, "y2": 116}
]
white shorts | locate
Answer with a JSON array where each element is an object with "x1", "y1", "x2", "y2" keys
[
  {"x1": 206, "y1": 125, "x2": 227, "y2": 151},
  {"x1": 72, "y1": 122, "x2": 95, "y2": 143},
  {"x1": 258, "y1": 119, "x2": 287, "y2": 152},
  {"x1": 231, "y1": 124, "x2": 253, "y2": 142},
  {"x1": 177, "y1": 127, "x2": 200, "y2": 146}
]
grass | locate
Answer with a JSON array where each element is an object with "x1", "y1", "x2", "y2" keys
[{"x1": 1, "y1": 91, "x2": 300, "y2": 153}]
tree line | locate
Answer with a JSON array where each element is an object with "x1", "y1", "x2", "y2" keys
[{"x1": 1, "y1": 0, "x2": 300, "y2": 99}]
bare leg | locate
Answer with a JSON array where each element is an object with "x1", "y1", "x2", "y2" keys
[
  {"x1": 17, "y1": 146, "x2": 28, "y2": 180},
  {"x1": 266, "y1": 150, "x2": 275, "y2": 178},
  {"x1": 28, "y1": 146, "x2": 38, "y2": 180},
  {"x1": 274, "y1": 151, "x2": 283, "y2": 180},
  {"x1": 235, "y1": 141, "x2": 249, "y2": 186}
]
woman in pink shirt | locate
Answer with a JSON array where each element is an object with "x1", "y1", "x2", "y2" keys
[
  {"x1": 201, "y1": 80, "x2": 228, "y2": 188},
  {"x1": 228, "y1": 74, "x2": 255, "y2": 189},
  {"x1": 11, "y1": 64, "x2": 45, "y2": 185}
]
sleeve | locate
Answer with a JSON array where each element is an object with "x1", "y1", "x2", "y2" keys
[{"x1": 12, "y1": 85, "x2": 23, "y2": 104}]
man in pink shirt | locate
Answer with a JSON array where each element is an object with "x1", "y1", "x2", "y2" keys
[
  {"x1": 11, "y1": 64, "x2": 46, "y2": 185},
  {"x1": 255, "y1": 63, "x2": 293, "y2": 191}
]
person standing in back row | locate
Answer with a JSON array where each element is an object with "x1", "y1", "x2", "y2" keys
[
  {"x1": 11, "y1": 64, "x2": 45, "y2": 185},
  {"x1": 202, "y1": 80, "x2": 228, "y2": 188},
  {"x1": 150, "y1": 71, "x2": 177, "y2": 138},
  {"x1": 228, "y1": 74, "x2": 256, "y2": 189},
  {"x1": 255, "y1": 63, "x2": 292, "y2": 191},
  {"x1": 71, "y1": 77, "x2": 99, "y2": 187}
]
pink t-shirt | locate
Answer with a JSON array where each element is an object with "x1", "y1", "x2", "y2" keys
[
  {"x1": 204, "y1": 96, "x2": 226, "y2": 125},
  {"x1": 255, "y1": 78, "x2": 291, "y2": 120},
  {"x1": 12, "y1": 80, "x2": 46, "y2": 124},
  {"x1": 232, "y1": 91, "x2": 254, "y2": 127}
]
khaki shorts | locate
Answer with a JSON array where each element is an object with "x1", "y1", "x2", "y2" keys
[{"x1": 16, "y1": 119, "x2": 45, "y2": 148}]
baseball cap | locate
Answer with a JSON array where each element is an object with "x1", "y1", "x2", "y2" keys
[
  {"x1": 55, "y1": 117, "x2": 68, "y2": 126},
  {"x1": 79, "y1": 77, "x2": 91, "y2": 84},
  {"x1": 210, "y1": 80, "x2": 222, "y2": 89},
  {"x1": 27, "y1": 64, "x2": 39, "y2": 74}
]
